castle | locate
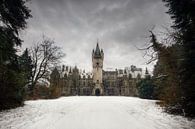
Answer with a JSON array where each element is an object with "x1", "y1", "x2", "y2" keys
[{"x1": 50, "y1": 42, "x2": 144, "y2": 96}]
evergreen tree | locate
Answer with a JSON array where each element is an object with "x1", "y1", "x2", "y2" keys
[
  {"x1": 0, "y1": 0, "x2": 31, "y2": 110},
  {"x1": 19, "y1": 48, "x2": 33, "y2": 85},
  {"x1": 137, "y1": 69, "x2": 155, "y2": 99},
  {"x1": 162, "y1": 0, "x2": 195, "y2": 116},
  {"x1": 137, "y1": 75, "x2": 154, "y2": 99},
  {"x1": 149, "y1": 32, "x2": 182, "y2": 114}
]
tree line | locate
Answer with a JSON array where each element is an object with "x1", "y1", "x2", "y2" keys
[
  {"x1": 0, "y1": 0, "x2": 194, "y2": 118},
  {"x1": 136, "y1": 0, "x2": 195, "y2": 117},
  {"x1": 0, "y1": 0, "x2": 64, "y2": 110}
]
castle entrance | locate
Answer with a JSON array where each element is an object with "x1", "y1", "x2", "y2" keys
[{"x1": 95, "y1": 89, "x2": 100, "y2": 96}]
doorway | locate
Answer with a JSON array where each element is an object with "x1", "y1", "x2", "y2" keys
[{"x1": 95, "y1": 89, "x2": 100, "y2": 96}]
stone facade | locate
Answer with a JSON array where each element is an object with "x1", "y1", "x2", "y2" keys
[
  {"x1": 50, "y1": 43, "x2": 143, "y2": 96},
  {"x1": 92, "y1": 43, "x2": 104, "y2": 95}
]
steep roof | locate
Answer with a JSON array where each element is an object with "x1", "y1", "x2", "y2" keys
[
  {"x1": 93, "y1": 43, "x2": 103, "y2": 58},
  {"x1": 95, "y1": 43, "x2": 101, "y2": 55}
]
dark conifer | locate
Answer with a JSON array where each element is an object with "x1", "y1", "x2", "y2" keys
[
  {"x1": 0, "y1": 0, "x2": 31, "y2": 110},
  {"x1": 163, "y1": 0, "x2": 195, "y2": 117}
]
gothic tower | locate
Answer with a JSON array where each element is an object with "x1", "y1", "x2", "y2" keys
[{"x1": 92, "y1": 42, "x2": 104, "y2": 95}]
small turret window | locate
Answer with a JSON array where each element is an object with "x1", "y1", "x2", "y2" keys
[{"x1": 96, "y1": 62, "x2": 99, "y2": 66}]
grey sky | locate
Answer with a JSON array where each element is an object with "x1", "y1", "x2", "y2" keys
[{"x1": 20, "y1": 0, "x2": 172, "y2": 72}]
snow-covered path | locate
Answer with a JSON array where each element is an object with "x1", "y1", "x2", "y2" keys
[{"x1": 0, "y1": 97, "x2": 194, "y2": 129}]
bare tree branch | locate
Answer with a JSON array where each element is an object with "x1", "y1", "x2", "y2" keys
[{"x1": 29, "y1": 36, "x2": 65, "y2": 91}]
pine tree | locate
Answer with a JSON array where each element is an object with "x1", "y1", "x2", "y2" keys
[
  {"x1": 137, "y1": 76, "x2": 154, "y2": 99},
  {"x1": 0, "y1": 0, "x2": 31, "y2": 110},
  {"x1": 19, "y1": 48, "x2": 33, "y2": 86},
  {"x1": 162, "y1": 0, "x2": 195, "y2": 116},
  {"x1": 137, "y1": 69, "x2": 155, "y2": 99}
]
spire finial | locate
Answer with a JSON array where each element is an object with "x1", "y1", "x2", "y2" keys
[{"x1": 145, "y1": 67, "x2": 149, "y2": 74}]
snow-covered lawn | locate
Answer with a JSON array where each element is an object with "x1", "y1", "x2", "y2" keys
[{"x1": 0, "y1": 96, "x2": 194, "y2": 129}]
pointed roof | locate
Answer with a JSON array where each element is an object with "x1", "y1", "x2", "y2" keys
[
  {"x1": 51, "y1": 67, "x2": 60, "y2": 78},
  {"x1": 145, "y1": 67, "x2": 149, "y2": 74},
  {"x1": 93, "y1": 40, "x2": 104, "y2": 58},
  {"x1": 95, "y1": 43, "x2": 101, "y2": 55}
]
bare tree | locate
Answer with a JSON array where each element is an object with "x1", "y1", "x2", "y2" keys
[
  {"x1": 137, "y1": 28, "x2": 174, "y2": 64},
  {"x1": 29, "y1": 37, "x2": 65, "y2": 93},
  {"x1": 137, "y1": 26, "x2": 181, "y2": 65},
  {"x1": 135, "y1": 30, "x2": 160, "y2": 64}
]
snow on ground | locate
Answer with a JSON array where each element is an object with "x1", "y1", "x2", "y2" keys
[{"x1": 0, "y1": 96, "x2": 194, "y2": 129}]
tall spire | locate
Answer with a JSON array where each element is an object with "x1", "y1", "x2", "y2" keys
[
  {"x1": 94, "y1": 42, "x2": 101, "y2": 56},
  {"x1": 145, "y1": 67, "x2": 149, "y2": 75},
  {"x1": 92, "y1": 40, "x2": 103, "y2": 58}
]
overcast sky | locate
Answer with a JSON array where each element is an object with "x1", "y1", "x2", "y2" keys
[{"x1": 20, "y1": 0, "x2": 172, "y2": 72}]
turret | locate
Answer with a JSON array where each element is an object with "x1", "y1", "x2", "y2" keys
[
  {"x1": 92, "y1": 42, "x2": 104, "y2": 95},
  {"x1": 92, "y1": 43, "x2": 104, "y2": 59},
  {"x1": 92, "y1": 42, "x2": 104, "y2": 69},
  {"x1": 145, "y1": 67, "x2": 150, "y2": 78}
]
